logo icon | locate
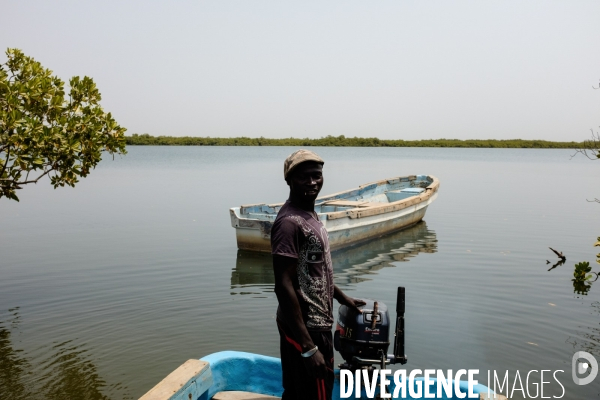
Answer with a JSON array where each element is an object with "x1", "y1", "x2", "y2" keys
[{"x1": 572, "y1": 351, "x2": 598, "y2": 385}]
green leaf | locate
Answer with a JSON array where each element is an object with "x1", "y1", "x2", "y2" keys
[{"x1": 8, "y1": 191, "x2": 19, "y2": 202}]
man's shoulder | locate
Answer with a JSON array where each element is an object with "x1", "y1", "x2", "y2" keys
[
  {"x1": 273, "y1": 201, "x2": 305, "y2": 225},
  {"x1": 271, "y1": 202, "x2": 306, "y2": 257}
]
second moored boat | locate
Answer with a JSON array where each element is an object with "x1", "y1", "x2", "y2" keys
[{"x1": 230, "y1": 174, "x2": 440, "y2": 252}]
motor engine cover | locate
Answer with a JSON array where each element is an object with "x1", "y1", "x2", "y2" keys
[{"x1": 334, "y1": 298, "x2": 390, "y2": 365}]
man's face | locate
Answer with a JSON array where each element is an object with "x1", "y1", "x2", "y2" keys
[{"x1": 287, "y1": 162, "x2": 324, "y2": 202}]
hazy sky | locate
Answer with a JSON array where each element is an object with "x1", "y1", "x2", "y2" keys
[{"x1": 3, "y1": 1, "x2": 600, "y2": 140}]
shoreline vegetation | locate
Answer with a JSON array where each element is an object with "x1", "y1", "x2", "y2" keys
[{"x1": 126, "y1": 134, "x2": 583, "y2": 148}]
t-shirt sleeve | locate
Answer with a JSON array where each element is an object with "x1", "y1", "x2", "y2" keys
[{"x1": 271, "y1": 216, "x2": 301, "y2": 259}]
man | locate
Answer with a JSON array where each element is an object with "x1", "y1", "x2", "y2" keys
[{"x1": 271, "y1": 149, "x2": 364, "y2": 400}]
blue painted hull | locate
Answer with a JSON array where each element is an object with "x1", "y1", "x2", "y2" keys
[{"x1": 200, "y1": 351, "x2": 493, "y2": 400}]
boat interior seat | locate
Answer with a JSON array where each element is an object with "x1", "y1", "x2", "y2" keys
[
  {"x1": 320, "y1": 199, "x2": 372, "y2": 208},
  {"x1": 385, "y1": 187, "x2": 425, "y2": 203}
]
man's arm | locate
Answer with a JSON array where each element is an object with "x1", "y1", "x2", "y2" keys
[
  {"x1": 273, "y1": 254, "x2": 327, "y2": 377},
  {"x1": 334, "y1": 285, "x2": 366, "y2": 311}
]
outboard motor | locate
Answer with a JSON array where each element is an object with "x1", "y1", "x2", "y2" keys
[{"x1": 334, "y1": 287, "x2": 407, "y2": 370}]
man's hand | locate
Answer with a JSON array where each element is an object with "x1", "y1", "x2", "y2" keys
[
  {"x1": 340, "y1": 296, "x2": 366, "y2": 313},
  {"x1": 302, "y1": 349, "x2": 328, "y2": 378},
  {"x1": 334, "y1": 285, "x2": 366, "y2": 313}
]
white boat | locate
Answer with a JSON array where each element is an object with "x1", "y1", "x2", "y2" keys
[{"x1": 229, "y1": 174, "x2": 439, "y2": 252}]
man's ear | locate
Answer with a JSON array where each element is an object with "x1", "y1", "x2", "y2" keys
[{"x1": 285, "y1": 175, "x2": 292, "y2": 186}]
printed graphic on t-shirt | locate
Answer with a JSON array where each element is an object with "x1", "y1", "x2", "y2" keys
[
  {"x1": 271, "y1": 201, "x2": 335, "y2": 330},
  {"x1": 287, "y1": 215, "x2": 334, "y2": 329}
]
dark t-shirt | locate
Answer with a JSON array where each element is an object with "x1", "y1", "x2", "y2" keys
[{"x1": 271, "y1": 200, "x2": 335, "y2": 331}]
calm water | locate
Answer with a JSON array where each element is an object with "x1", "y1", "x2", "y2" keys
[{"x1": 1, "y1": 147, "x2": 599, "y2": 399}]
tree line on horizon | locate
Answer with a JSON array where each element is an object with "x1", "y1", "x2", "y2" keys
[{"x1": 126, "y1": 134, "x2": 583, "y2": 148}]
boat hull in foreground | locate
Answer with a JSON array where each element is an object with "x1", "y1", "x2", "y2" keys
[{"x1": 140, "y1": 351, "x2": 503, "y2": 400}]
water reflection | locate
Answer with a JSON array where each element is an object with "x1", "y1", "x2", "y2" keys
[
  {"x1": 547, "y1": 260, "x2": 596, "y2": 296},
  {"x1": 231, "y1": 250, "x2": 275, "y2": 297},
  {"x1": 332, "y1": 221, "x2": 437, "y2": 285},
  {"x1": 0, "y1": 309, "x2": 32, "y2": 399},
  {"x1": 230, "y1": 221, "x2": 438, "y2": 295},
  {"x1": 0, "y1": 308, "x2": 130, "y2": 400},
  {"x1": 547, "y1": 237, "x2": 600, "y2": 296},
  {"x1": 567, "y1": 301, "x2": 600, "y2": 359},
  {"x1": 546, "y1": 259, "x2": 565, "y2": 272}
]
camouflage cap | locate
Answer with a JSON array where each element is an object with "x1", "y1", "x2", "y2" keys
[{"x1": 283, "y1": 149, "x2": 325, "y2": 179}]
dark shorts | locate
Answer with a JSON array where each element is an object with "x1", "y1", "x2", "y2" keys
[{"x1": 277, "y1": 319, "x2": 334, "y2": 400}]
